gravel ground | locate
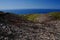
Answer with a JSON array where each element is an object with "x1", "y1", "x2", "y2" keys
[{"x1": 0, "y1": 20, "x2": 60, "y2": 40}]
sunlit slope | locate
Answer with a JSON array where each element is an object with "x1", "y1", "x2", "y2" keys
[{"x1": 21, "y1": 12, "x2": 60, "y2": 23}]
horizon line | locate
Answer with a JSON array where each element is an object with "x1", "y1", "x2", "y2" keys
[{"x1": 0, "y1": 8, "x2": 60, "y2": 10}]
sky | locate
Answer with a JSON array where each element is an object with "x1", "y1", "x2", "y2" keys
[{"x1": 0, "y1": 0, "x2": 60, "y2": 10}]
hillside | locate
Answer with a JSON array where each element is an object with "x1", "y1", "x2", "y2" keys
[{"x1": 0, "y1": 11, "x2": 60, "y2": 40}]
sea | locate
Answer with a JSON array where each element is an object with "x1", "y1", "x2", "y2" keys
[{"x1": 1, "y1": 9, "x2": 60, "y2": 14}]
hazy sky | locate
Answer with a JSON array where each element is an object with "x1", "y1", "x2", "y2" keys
[{"x1": 0, "y1": 0, "x2": 60, "y2": 10}]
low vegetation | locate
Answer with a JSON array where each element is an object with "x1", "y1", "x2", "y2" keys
[
  {"x1": 22, "y1": 12, "x2": 60, "y2": 21},
  {"x1": 18, "y1": 12, "x2": 60, "y2": 22},
  {"x1": 48, "y1": 12, "x2": 60, "y2": 20},
  {"x1": 24, "y1": 14, "x2": 40, "y2": 21}
]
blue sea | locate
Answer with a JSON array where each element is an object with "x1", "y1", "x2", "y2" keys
[{"x1": 1, "y1": 9, "x2": 60, "y2": 14}]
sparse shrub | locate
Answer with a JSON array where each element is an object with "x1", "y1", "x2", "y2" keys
[{"x1": 49, "y1": 12, "x2": 60, "y2": 20}]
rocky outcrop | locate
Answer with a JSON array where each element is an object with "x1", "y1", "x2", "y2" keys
[{"x1": 0, "y1": 12, "x2": 60, "y2": 40}]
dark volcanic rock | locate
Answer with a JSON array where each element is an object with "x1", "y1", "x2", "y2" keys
[{"x1": 0, "y1": 12, "x2": 60, "y2": 40}]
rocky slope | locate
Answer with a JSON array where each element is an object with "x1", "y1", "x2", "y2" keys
[{"x1": 0, "y1": 12, "x2": 60, "y2": 40}]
